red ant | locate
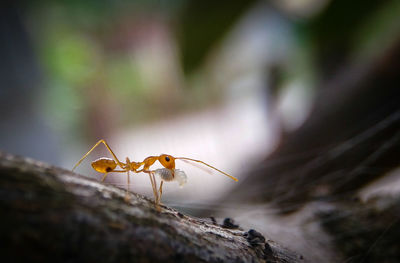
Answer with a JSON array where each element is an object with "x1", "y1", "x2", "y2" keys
[{"x1": 72, "y1": 139, "x2": 238, "y2": 208}]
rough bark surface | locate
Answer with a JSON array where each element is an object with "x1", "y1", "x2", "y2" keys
[
  {"x1": 318, "y1": 197, "x2": 400, "y2": 263},
  {"x1": 0, "y1": 151, "x2": 304, "y2": 263}
]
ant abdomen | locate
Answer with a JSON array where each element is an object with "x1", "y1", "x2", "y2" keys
[{"x1": 91, "y1": 157, "x2": 117, "y2": 173}]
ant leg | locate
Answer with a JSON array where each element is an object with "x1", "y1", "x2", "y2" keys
[
  {"x1": 152, "y1": 172, "x2": 158, "y2": 199},
  {"x1": 124, "y1": 170, "x2": 131, "y2": 202},
  {"x1": 144, "y1": 170, "x2": 159, "y2": 204},
  {"x1": 99, "y1": 169, "x2": 131, "y2": 201},
  {"x1": 151, "y1": 171, "x2": 159, "y2": 202},
  {"x1": 125, "y1": 157, "x2": 131, "y2": 194},
  {"x1": 157, "y1": 181, "x2": 164, "y2": 205},
  {"x1": 73, "y1": 139, "x2": 125, "y2": 171},
  {"x1": 127, "y1": 170, "x2": 130, "y2": 192},
  {"x1": 101, "y1": 170, "x2": 126, "y2": 182},
  {"x1": 141, "y1": 169, "x2": 161, "y2": 210},
  {"x1": 101, "y1": 172, "x2": 109, "y2": 182},
  {"x1": 152, "y1": 172, "x2": 161, "y2": 211}
]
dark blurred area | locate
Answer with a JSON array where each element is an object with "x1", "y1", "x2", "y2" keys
[
  {"x1": 1, "y1": 0, "x2": 400, "y2": 261},
  {"x1": 0, "y1": 3, "x2": 61, "y2": 163}
]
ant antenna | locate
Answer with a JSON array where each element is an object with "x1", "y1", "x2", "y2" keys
[{"x1": 175, "y1": 157, "x2": 238, "y2": 182}]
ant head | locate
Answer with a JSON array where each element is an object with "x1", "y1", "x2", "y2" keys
[
  {"x1": 91, "y1": 157, "x2": 117, "y2": 173},
  {"x1": 158, "y1": 154, "x2": 175, "y2": 169}
]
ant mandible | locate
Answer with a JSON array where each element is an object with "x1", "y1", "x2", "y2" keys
[{"x1": 72, "y1": 139, "x2": 238, "y2": 208}]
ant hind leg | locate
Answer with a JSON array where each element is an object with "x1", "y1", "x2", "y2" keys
[
  {"x1": 101, "y1": 172, "x2": 109, "y2": 182},
  {"x1": 73, "y1": 139, "x2": 125, "y2": 171}
]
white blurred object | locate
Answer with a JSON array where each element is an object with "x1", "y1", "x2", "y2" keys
[
  {"x1": 359, "y1": 167, "x2": 400, "y2": 201},
  {"x1": 272, "y1": 0, "x2": 331, "y2": 18},
  {"x1": 276, "y1": 80, "x2": 314, "y2": 131},
  {"x1": 112, "y1": 95, "x2": 276, "y2": 204},
  {"x1": 108, "y1": 4, "x2": 292, "y2": 205},
  {"x1": 154, "y1": 168, "x2": 187, "y2": 187}
]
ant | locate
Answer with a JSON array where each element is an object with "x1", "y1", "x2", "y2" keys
[{"x1": 72, "y1": 139, "x2": 238, "y2": 208}]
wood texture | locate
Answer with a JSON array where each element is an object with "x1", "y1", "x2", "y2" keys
[{"x1": 0, "y1": 151, "x2": 303, "y2": 263}]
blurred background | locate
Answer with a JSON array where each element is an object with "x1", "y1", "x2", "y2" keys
[{"x1": 1, "y1": 0, "x2": 400, "y2": 261}]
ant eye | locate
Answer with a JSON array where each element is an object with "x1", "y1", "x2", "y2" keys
[{"x1": 165, "y1": 156, "x2": 170, "y2": 162}]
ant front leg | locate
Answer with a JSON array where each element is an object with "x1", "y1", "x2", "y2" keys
[
  {"x1": 153, "y1": 173, "x2": 161, "y2": 211},
  {"x1": 157, "y1": 181, "x2": 164, "y2": 205},
  {"x1": 141, "y1": 170, "x2": 160, "y2": 208}
]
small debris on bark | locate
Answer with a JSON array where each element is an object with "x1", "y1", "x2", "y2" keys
[
  {"x1": 177, "y1": 212, "x2": 184, "y2": 218},
  {"x1": 244, "y1": 229, "x2": 266, "y2": 246},
  {"x1": 221, "y1": 217, "x2": 239, "y2": 229},
  {"x1": 210, "y1": 216, "x2": 217, "y2": 225}
]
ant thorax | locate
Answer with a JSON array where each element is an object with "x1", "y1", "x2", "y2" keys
[{"x1": 154, "y1": 168, "x2": 187, "y2": 186}]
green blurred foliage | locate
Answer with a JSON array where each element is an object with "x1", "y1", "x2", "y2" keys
[
  {"x1": 302, "y1": 0, "x2": 399, "y2": 78},
  {"x1": 29, "y1": 2, "x2": 184, "y2": 141},
  {"x1": 353, "y1": 0, "x2": 400, "y2": 61},
  {"x1": 106, "y1": 58, "x2": 145, "y2": 99},
  {"x1": 44, "y1": 33, "x2": 98, "y2": 86},
  {"x1": 177, "y1": 0, "x2": 256, "y2": 74},
  {"x1": 23, "y1": 0, "x2": 400, "y2": 143}
]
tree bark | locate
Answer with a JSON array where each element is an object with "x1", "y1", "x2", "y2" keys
[
  {"x1": 318, "y1": 196, "x2": 400, "y2": 263},
  {"x1": 0, "y1": 151, "x2": 303, "y2": 263}
]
